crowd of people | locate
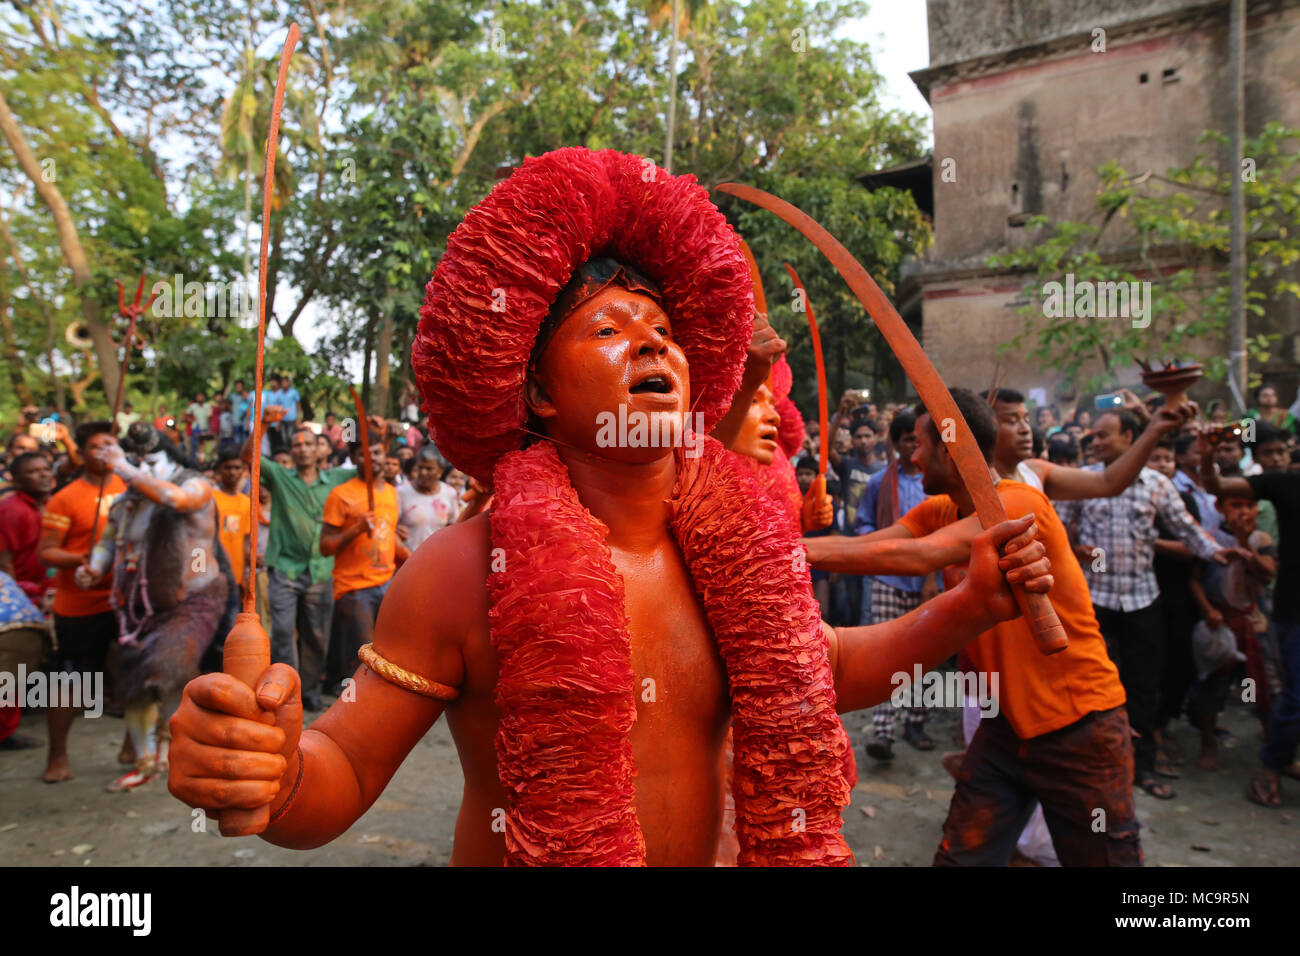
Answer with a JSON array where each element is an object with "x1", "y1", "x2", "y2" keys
[
  {"x1": 0, "y1": 385, "x2": 469, "y2": 790},
  {"x1": 2, "y1": 367, "x2": 1299, "y2": 862},
  {"x1": 792, "y1": 382, "x2": 1300, "y2": 849}
]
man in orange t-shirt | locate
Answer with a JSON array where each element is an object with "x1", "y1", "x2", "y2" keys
[
  {"x1": 804, "y1": 388, "x2": 1138, "y2": 866},
  {"x1": 36, "y1": 422, "x2": 126, "y2": 783},
  {"x1": 320, "y1": 437, "x2": 407, "y2": 700},
  {"x1": 211, "y1": 448, "x2": 251, "y2": 590}
]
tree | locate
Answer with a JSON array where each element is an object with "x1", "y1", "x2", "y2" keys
[{"x1": 990, "y1": 124, "x2": 1300, "y2": 395}]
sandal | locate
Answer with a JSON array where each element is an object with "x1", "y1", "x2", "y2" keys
[
  {"x1": 1246, "y1": 770, "x2": 1282, "y2": 808},
  {"x1": 1153, "y1": 756, "x2": 1182, "y2": 779},
  {"x1": 1137, "y1": 774, "x2": 1176, "y2": 799},
  {"x1": 107, "y1": 757, "x2": 156, "y2": 793},
  {"x1": 865, "y1": 736, "x2": 894, "y2": 761}
]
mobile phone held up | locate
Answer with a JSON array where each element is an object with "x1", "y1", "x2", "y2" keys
[{"x1": 1095, "y1": 393, "x2": 1124, "y2": 410}]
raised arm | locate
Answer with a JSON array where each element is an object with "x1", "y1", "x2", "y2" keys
[
  {"x1": 1198, "y1": 429, "x2": 1254, "y2": 500},
  {"x1": 1041, "y1": 403, "x2": 1186, "y2": 500},
  {"x1": 827, "y1": 514, "x2": 1050, "y2": 713},
  {"x1": 826, "y1": 391, "x2": 858, "y2": 469},
  {"x1": 710, "y1": 310, "x2": 786, "y2": 449},
  {"x1": 168, "y1": 515, "x2": 485, "y2": 849}
]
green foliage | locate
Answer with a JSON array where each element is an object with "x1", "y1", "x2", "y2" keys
[
  {"x1": 990, "y1": 124, "x2": 1300, "y2": 394},
  {"x1": 1, "y1": 0, "x2": 931, "y2": 427}
]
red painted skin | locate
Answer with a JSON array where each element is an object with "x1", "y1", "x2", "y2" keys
[{"x1": 168, "y1": 286, "x2": 1053, "y2": 865}]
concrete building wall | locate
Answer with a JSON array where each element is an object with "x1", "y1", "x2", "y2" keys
[{"x1": 912, "y1": 0, "x2": 1300, "y2": 403}]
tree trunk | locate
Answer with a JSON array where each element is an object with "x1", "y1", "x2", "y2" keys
[
  {"x1": 266, "y1": 213, "x2": 285, "y2": 327},
  {"x1": 361, "y1": 307, "x2": 376, "y2": 408},
  {"x1": 373, "y1": 292, "x2": 394, "y2": 416},
  {"x1": 834, "y1": 339, "x2": 846, "y2": 405},
  {"x1": 0, "y1": 89, "x2": 117, "y2": 401},
  {"x1": 0, "y1": 276, "x2": 35, "y2": 405}
]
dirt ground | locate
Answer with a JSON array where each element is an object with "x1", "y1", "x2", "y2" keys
[{"x1": 2, "y1": 693, "x2": 1296, "y2": 867}]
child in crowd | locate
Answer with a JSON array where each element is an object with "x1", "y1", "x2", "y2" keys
[{"x1": 1189, "y1": 494, "x2": 1275, "y2": 769}]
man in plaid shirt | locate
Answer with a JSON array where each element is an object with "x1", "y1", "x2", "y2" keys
[{"x1": 1057, "y1": 410, "x2": 1239, "y2": 799}]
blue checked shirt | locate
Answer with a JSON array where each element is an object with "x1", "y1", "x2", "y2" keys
[
  {"x1": 1055, "y1": 466, "x2": 1223, "y2": 612},
  {"x1": 855, "y1": 467, "x2": 928, "y2": 593}
]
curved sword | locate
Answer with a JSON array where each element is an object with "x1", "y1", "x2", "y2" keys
[
  {"x1": 221, "y1": 23, "x2": 302, "y2": 837},
  {"x1": 719, "y1": 182, "x2": 1067, "y2": 655}
]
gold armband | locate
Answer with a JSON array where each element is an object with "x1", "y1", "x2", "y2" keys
[{"x1": 358, "y1": 643, "x2": 461, "y2": 702}]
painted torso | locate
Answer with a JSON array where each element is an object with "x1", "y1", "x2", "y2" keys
[
  {"x1": 441, "y1": 515, "x2": 730, "y2": 866},
  {"x1": 111, "y1": 473, "x2": 221, "y2": 621}
]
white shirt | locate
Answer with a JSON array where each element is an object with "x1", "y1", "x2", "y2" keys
[{"x1": 397, "y1": 481, "x2": 461, "y2": 550}]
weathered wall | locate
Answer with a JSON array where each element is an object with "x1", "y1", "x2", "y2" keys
[
  {"x1": 916, "y1": 0, "x2": 1300, "y2": 402},
  {"x1": 927, "y1": 0, "x2": 1211, "y2": 67}
]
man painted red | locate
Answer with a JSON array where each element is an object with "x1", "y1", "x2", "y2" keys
[{"x1": 167, "y1": 148, "x2": 1051, "y2": 865}]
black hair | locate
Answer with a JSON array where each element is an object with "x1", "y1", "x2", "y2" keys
[
  {"x1": 889, "y1": 411, "x2": 916, "y2": 445},
  {"x1": 1173, "y1": 433, "x2": 1197, "y2": 457},
  {"x1": 917, "y1": 387, "x2": 998, "y2": 463},
  {"x1": 850, "y1": 413, "x2": 878, "y2": 435},
  {"x1": 216, "y1": 444, "x2": 244, "y2": 465},
  {"x1": 416, "y1": 446, "x2": 443, "y2": 464},
  {"x1": 74, "y1": 420, "x2": 114, "y2": 446},
  {"x1": 346, "y1": 436, "x2": 386, "y2": 460},
  {"x1": 1098, "y1": 408, "x2": 1141, "y2": 441},
  {"x1": 993, "y1": 388, "x2": 1025, "y2": 406},
  {"x1": 1255, "y1": 420, "x2": 1286, "y2": 447},
  {"x1": 529, "y1": 258, "x2": 663, "y2": 372},
  {"x1": 9, "y1": 451, "x2": 47, "y2": 477},
  {"x1": 1031, "y1": 424, "x2": 1045, "y2": 458},
  {"x1": 6, "y1": 431, "x2": 34, "y2": 452},
  {"x1": 1154, "y1": 436, "x2": 1176, "y2": 452},
  {"x1": 795, "y1": 456, "x2": 818, "y2": 472},
  {"x1": 1046, "y1": 433, "x2": 1079, "y2": 464}
]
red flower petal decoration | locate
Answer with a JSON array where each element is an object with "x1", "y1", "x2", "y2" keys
[
  {"x1": 489, "y1": 438, "x2": 853, "y2": 866},
  {"x1": 413, "y1": 148, "x2": 752, "y2": 484}
]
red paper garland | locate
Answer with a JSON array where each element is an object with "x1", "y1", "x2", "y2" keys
[{"x1": 489, "y1": 438, "x2": 853, "y2": 866}]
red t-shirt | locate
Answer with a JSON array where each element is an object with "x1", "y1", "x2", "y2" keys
[
  {"x1": 899, "y1": 480, "x2": 1126, "y2": 739},
  {"x1": 0, "y1": 491, "x2": 47, "y2": 599}
]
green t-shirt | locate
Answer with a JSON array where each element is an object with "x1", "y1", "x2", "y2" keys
[{"x1": 260, "y1": 458, "x2": 356, "y2": 584}]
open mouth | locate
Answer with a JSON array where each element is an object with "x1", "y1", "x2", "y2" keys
[
  {"x1": 629, "y1": 374, "x2": 674, "y2": 395},
  {"x1": 759, "y1": 427, "x2": 779, "y2": 442}
]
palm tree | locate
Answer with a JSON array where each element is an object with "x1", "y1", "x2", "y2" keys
[
  {"x1": 645, "y1": 0, "x2": 711, "y2": 174},
  {"x1": 218, "y1": 35, "x2": 322, "y2": 323}
]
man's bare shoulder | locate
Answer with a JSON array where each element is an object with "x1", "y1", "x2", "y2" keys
[{"x1": 372, "y1": 512, "x2": 492, "y2": 689}]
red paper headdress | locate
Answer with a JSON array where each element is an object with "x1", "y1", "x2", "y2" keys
[
  {"x1": 408, "y1": 147, "x2": 852, "y2": 867},
  {"x1": 413, "y1": 147, "x2": 753, "y2": 484},
  {"x1": 769, "y1": 355, "x2": 806, "y2": 460}
]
